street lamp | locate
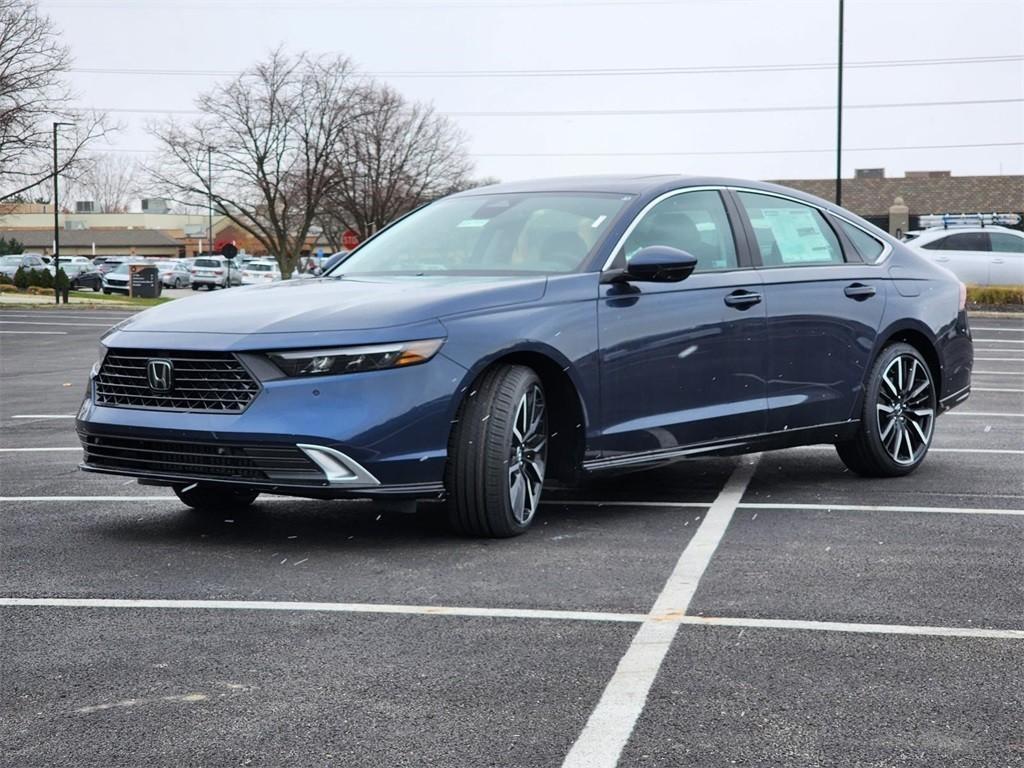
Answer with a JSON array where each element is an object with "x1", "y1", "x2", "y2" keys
[
  {"x1": 207, "y1": 145, "x2": 214, "y2": 257},
  {"x1": 52, "y1": 121, "x2": 75, "y2": 304}
]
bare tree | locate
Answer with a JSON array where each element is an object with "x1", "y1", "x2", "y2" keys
[
  {"x1": 0, "y1": 0, "x2": 110, "y2": 200},
  {"x1": 317, "y1": 84, "x2": 473, "y2": 249},
  {"x1": 66, "y1": 152, "x2": 139, "y2": 212},
  {"x1": 147, "y1": 49, "x2": 359, "y2": 277}
]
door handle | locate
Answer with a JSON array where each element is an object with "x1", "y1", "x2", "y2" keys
[
  {"x1": 724, "y1": 289, "x2": 762, "y2": 309},
  {"x1": 935, "y1": 256, "x2": 950, "y2": 262},
  {"x1": 992, "y1": 258, "x2": 1005, "y2": 264},
  {"x1": 844, "y1": 283, "x2": 876, "y2": 300}
]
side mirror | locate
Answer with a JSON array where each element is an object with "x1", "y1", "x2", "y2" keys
[{"x1": 603, "y1": 245, "x2": 699, "y2": 283}]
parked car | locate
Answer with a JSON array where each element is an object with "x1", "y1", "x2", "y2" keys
[
  {"x1": 0, "y1": 252, "x2": 47, "y2": 278},
  {"x1": 97, "y1": 258, "x2": 127, "y2": 275},
  {"x1": 101, "y1": 262, "x2": 148, "y2": 294},
  {"x1": 70, "y1": 268, "x2": 104, "y2": 292},
  {"x1": 78, "y1": 175, "x2": 973, "y2": 537},
  {"x1": 190, "y1": 256, "x2": 240, "y2": 289},
  {"x1": 155, "y1": 260, "x2": 192, "y2": 288},
  {"x1": 240, "y1": 259, "x2": 282, "y2": 285},
  {"x1": 906, "y1": 226, "x2": 1024, "y2": 286}
]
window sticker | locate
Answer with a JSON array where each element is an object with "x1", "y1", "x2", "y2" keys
[
  {"x1": 760, "y1": 208, "x2": 834, "y2": 263},
  {"x1": 456, "y1": 219, "x2": 490, "y2": 228}
]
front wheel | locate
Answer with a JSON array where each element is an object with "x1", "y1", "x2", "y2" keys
[
  {"x1": 174, "y1": 483, "x2": 259, "y2": 512},
  {"x1": 836, "y1": 343, "x2": 936, "y2": 477},
  {"x1": 446, "y1": 365, "x2": 548, "y2": 537}
]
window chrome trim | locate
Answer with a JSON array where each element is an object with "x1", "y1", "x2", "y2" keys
[
  {"x1": 599, "y1": 186, "x2": 729, "y2": 272},
  {"x1": 601, "y1": 185, "x2": 893, "y2": 271}
]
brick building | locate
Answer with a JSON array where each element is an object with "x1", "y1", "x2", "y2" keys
[{"x1": 770, "y1": 170, "x2": 1024, "y2": 232}]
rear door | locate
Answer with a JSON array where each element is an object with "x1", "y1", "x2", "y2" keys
[
  {"x1": 920, "y1": 231, "x2": 991, "y2": 284},
  {"x1": 596, "y1": 188, "x2": 767, "y2": 460},
  {"x1": 731, "y1": 190, "x2": 887, "y2": 433}
]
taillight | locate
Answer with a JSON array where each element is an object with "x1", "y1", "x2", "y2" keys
[
  {"x1": 214, "y1": 269, "x2": 224, "y2": 275},
  {"x1": 958, "y1": 281, "x2": 967, "y2": 311}
]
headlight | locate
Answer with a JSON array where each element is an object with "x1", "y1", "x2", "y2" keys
[{"x1": 267, "y1": 339, "x2": 445, "y2": 377}]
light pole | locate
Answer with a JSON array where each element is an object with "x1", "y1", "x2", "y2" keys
[
  {"x1": 835, "y1": 0, "x2": 844, "y2": 206},
  {"x1": 52, "y1": 121, "x2": 75, "y2": 304},
  {"x1": 207, "y1": 145, "x2": 214, "y2": 256}
]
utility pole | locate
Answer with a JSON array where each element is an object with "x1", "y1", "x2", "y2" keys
[
  {"x1": 836, "y1": 0, "x2": 844, "y2": 206},
  {"x1": 52, "y1": 121, "x2": 74, "y2": 304}
]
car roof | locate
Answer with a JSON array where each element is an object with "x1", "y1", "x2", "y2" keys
[{"x1": 910, "y1": 226, "x2": 1021, "y2": 242}]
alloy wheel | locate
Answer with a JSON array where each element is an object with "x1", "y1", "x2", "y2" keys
[
  {"x1": 875, "y1": 354, "x2": 934, "y2": 465},
  {"x1": 508, "y1": 383, "x2": 547, "y2": 525}
]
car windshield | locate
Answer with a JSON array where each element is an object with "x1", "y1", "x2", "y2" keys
[
  {"x1": 1, "y1": 255, "x2": 23, "y2": 265},
  {"x1": 111, "y1": 263, "x2": 131, "y2": 274},
  {"x1": 247, "y1": 263, "x2": 275, "y2": 272},
  {"x1": 155, "y1": 262, "x2": 177, "y2": 270},
  {"x1": 332, "y1": 192, "x2": 633, "y2": 276}
]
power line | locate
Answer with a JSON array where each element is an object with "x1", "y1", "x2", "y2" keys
[
  {"x1": 69, "y1": 54, "x2": 1024, "y2": 80},
  {"x1": 93, "y1": 96, "x2": 1024, "y2": 118},
  {"x1": 467, "y1": 141, "x2": 1024, "y2": 158},
  {"x1": 96, "y1": 140, "x2": 1024, "y2": 158}
]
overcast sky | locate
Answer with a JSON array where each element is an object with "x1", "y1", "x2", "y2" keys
[{"x1": 44, "y1": 0, "x2": 1024, "y2": 186}]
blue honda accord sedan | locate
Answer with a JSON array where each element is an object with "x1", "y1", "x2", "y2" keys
[{"x1": 77, "y1": 175, "x2": 973, "y2": 536}]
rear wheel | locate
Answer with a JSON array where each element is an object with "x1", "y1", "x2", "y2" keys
[
  {"x1": 836, "y1": 343, "x2": 936, "y2": 477},
  {"x1": 174, "y1": 483, "x2": 259, "y2": 512},
  {"x1": 446, "y1": 365, "x2": 548, "y2": 537}
]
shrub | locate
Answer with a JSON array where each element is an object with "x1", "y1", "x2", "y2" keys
[
  {"x1": 54, "y1": 267, "x2": 70, "y2": 292},
  {"x1": 13, "y1": 266, "x2": 29, "y2": 290},
  {"x1": 0, "y1": 283, "x2": 19, "y2": 293},
  {"x1": 26, "y1": 285, "x2": 52, "y2": 295},
  {"x1": 0, "y1": 272, "x2": 12, "y2": 285},
  {"x1": 27, "y1": 268, "x2": 54, "y2": 289},
  {"x1": 966, "y1": 285, "x2": 1024, "y2": 306}
]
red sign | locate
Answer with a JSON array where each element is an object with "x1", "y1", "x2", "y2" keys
[{"x1": 342, "y1": 230, "x2": 360, "y2": 250}]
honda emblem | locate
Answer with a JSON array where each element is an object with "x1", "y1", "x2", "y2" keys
[{"x1": 147, "y1": 359, "x2": 174, "y2": 392}]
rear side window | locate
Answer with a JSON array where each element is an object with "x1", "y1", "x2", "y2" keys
[
  {"x1": 195, "y1": 258, "x2": 221, "y2": 268},
  {"x1": 838, "y1": 219, "x2": 885, "y2": 263},
  {"x1": 923, "y1": 232, "x2": 989, "y2": 252},
  {"x1": 737, "y1": 192, "x2": 844, "y2": 267},
  {"x1": 620, "y1": 190, "x2": 738, "y2": 272},
  {"x1": 989, "y1": 233, "x2": 1024, "y2": 253}
]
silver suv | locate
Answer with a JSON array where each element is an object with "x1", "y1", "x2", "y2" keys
[{"x1": 190, "y1": 257, "x2": 241, "y2": 290}]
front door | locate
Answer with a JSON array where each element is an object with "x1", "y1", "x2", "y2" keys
[
  {"x1": 732, "y1": 190, "x2": 886, "y2": 433},
  {"x1": 596, "y1": 189, "x2": 767, "y2": 462}
]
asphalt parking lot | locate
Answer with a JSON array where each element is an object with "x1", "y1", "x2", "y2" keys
[{"x1": 1, "y1": 308, "x2": 1021, "y2": 767}]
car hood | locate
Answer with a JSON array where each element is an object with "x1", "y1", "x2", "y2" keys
[{"x1": 120, "y1": 274, "x2": 549, "y2": 335}]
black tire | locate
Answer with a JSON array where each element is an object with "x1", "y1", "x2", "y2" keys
[
  {"x1": 836, "y1": 343, "x2": 936, "y2": 477},
  {"x1": 446, "y1": 365, "x2": 548, "y2": 538},
  {"x1": 174, "y1": 483, "x2": 259, "y2": 512},
  {"x1": 191, "y1": 284, "x2": 198, "y2": 291},
  {"x1": 92, "y1": 285, "x2": 100, "y2": 292},
  {"x1": 102, "y1": 289, "x2": 110, "y2": 294}
]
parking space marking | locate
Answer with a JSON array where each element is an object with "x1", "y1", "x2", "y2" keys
[
  {"x1": 1, "y1": 496, "x2": 177, "y2": 502},
  {"x1": 974, "y1": 357, "x2": 1024, "y2": 362},
  {"x1": 970, "y1": 326, "x2": 1024, "y2": 332},
  {"x1": 0, "y1": 313, "x2": 132, "y2": 320},
  {"x1": 947, "y1": 411, "x2": 1024, "y2": 417},
  {"x1": 973, "y1": 387, "x2": 1024, "y2": 393},
  {"x1": 0, "y1": 320, "x2": 112, "y2": 327},
  {"x1": 10, "y1": 414, "x2": 76, "y2": 419},
  {"x1": 2, "y1": 598, "x2": 1020, "y2": 641},
  {"x1": 973, "y1": 338, "x2": 1024, "y2": 343},
  {"x1": 973, "y1": 370, "x2": 1024, "y2": 375},
  {"x1": 676, "y1": 615, "x2": 1023, "y2": 640},
  {"x1": 0, "y1": 331, "x2": 67, "y2": 335},
  {"x1": 561, "y1": 456, "x2": 759, "y2": 768},
  {"x1": 0, "y1": 447, "x2": 80, "y2": 452},
  {"x1": 0, "y1": 597, "x2": 647, "y2": 624},
  {"x1": 739, "y1": 502, "x2": 1024, "y2": 516}
]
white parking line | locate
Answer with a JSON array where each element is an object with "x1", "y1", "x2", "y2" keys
[
  {"x1": 947, "y1": 411, "x2": 1024, "y2": 417},
  {"x1": 973, "y1": 338, "x2": 1024, "y2": 343},
  {"x1": 970, "y1": 326, "x2": 1024, "y2": 332},
  {"x1": 0, "y1": 496, "x2": 177, "y2": 502},
  {"x1": 0, "y1": 597, "x2": 647, "y2": 624},
  {"x1": 739, "y1": 502, "x2": 1024, "y2": 516},
  {"x1": 973, "y1": 370, "x2": 1024, "y2": 375},
  {"x1": 0, "y1": 313, "x2": 132, "y2": 320},
  {"x1": 10, "y1": 414, "x2": 76, "y2": 419},
  {"x1": 0, "y1": 320, "x2": 112, "y2": 327},
  {"x1": 677, "y1": 615, "x2": 1023, "y2": 640},
  {"x1": 2, "y1": 597, "x2": 1020, "y2": 640},
  {"x1": 974, "y1": 387, "x2": 1024, "y2": 393},
  {"x1": 561, "y1": 456, "x2": 760, "y2": 768},
  {"x1": 0, "y1": 447, "x2": 80, "y2": 452},
  {"x1": 0, "y1": 330, "x2": 67, "y2": 335},
  {"x1": 974, "y1": 357, "x2": 1024, "y2": 362}
]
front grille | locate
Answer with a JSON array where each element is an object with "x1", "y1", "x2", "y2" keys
[
  {"x1": 80, "y1": 432, "x2": 323, "y2": 483},
  {"x1": 95, "y1": 349, "x2": 260, "y2": 412}
]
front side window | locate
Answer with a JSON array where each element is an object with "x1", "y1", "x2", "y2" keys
[
  {"x1": 989, "y1": 233, "x2": 1024, "y2": 253},
  {"x1": 334, "y1": 192, "x2": 632, "y2": 276},
  {"x1": 737, "y1": 192, "x2": 844, "y2": 267},
  {"x1": 838, "y1": 219, "x2": 885, "y2": 262},
  {"x1": 619, "y1": 190, "x2": 738, "y2": 272}
]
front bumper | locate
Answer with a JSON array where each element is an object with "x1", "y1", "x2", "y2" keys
[{"x1": 76, "y1": 345, "x2": 468, "y2": 498}]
